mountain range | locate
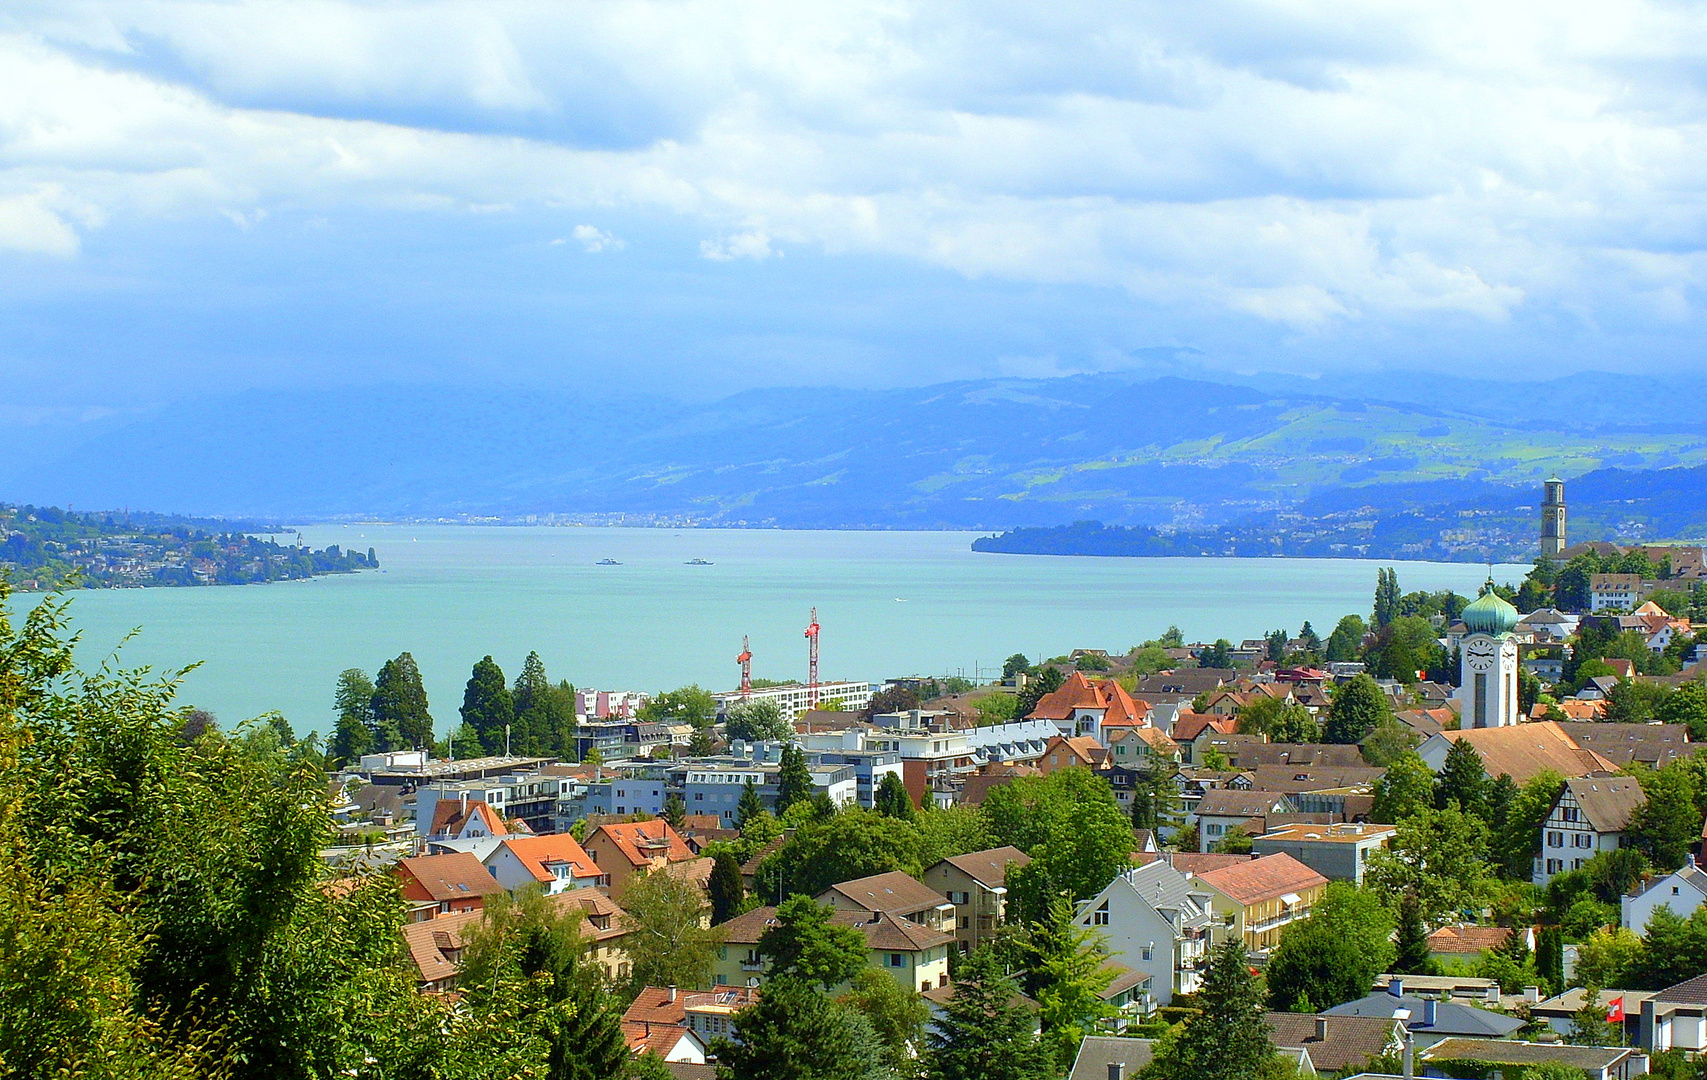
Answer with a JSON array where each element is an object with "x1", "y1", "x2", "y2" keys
[{"x1": 5, "y1": 372, "x2": 1707, "y2": 541}]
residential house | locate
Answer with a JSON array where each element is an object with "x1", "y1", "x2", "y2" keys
[
  {"x1": 622, "y1": 986, "x2": 759, "y2": 1063},
  {"x1": 424, "y1": 797, "x2": 511, "y2": 842},
  {"x1": 1069, "y1": 1036, "x2": 1157, "y2": 1080},
  {"x1": 1198, "y1": 684, "x2": 1296, "y2": 718},
  {"x1": 1534, "y1": 699, "x2": 1610, "y2": 721},
  {"x1": 1624, "y1": 856, "x2": 1707, "y2": 931},
  {"x1": 1264, "y1": 1014, "x2": 1406, "y2": 1076},
  {"x1": 482, "y1": 833, "x2": 607, "y2": 895},
  {"x1": 1425, "y1": 925, "x2": 1529, "y2": 967},
  {"x1": 1591, "y1": 573, "x2": 1645, "y2": 612},
  {"x1": 1194, "y1": 853, "x2": 1329, "y2": 953},
  {"x1": 1326, "y1": 980, "x2": 1524, "y2": 1049},
  {"x1": 621, "y1": 1020, "x2": 705, "y2": 1066},
  {"x1": 712, "y1": 905, "x2": 953, "y2": 993},
  {"x1": 1171, "y1": 713, "x2": 1239, "y2": 764},
  {"x1": 1393, "y1": 708, "x2": 1454, "y2": 741},
  {"x1": 1415, "y1": 722, "x2": 1620, "y2": 785},
  {"x1": 1533, "y1": 987, "x2": 1651, "y2": 1044},
  {"x1": 957, "y1": 764, "x2": 1042, "y2": 807},
  {"x1": 571, "y1": 888, "x2": 632, "y2": 983},
  {"x1": 1250, "y1": 822, "x2": 1396, "y2": 885},
  {"x1": 1420, "y1": 1038, "x2": 1648, "y2": 1080},
  {"x1": 1027, "y1": 670, "x2": 1152, "y2": 743},
  {"x1": 1107, "y1": 726, "x2": 1179, "y2": 769},
  {"x1": 1037, "y1": 734, "x2": 1109, "y2": 775},
  {"x1": 1133, "y1": 851, "x2": 1255, "y2": 876},
  {"x1": 1536, "y1": 776, "x2": 1646, "y2": 884},
  {"x1": 921, "y1": 846, "x2": 1032, "y2": 952},
  {"x1": 1641, "y1": 973, "x2": 1707, "y2": 1055},
  {"x1": 1135, "y1": 670, "x2": 1236, "y2": 698},
  {"x1": 401, "y1": 908, "x2": 481, "y2": 992},
  {"x1": 395, "y1": 852, "x2": 507, "y2": 922},
  {"x1": 1194, "y1": 791, "x2": 1296, "y2": 853},
  {"x1": 1244, "y1": 764, "x2": 1386, "y2": 816},
  {"x1": 1557, "y1": 722, "x2": 1690, "y2": 769},
  {"x1": 1075, "y1": 861, "x2": 1215, "y2": 1006},
  {"x1": 817, "y1": 871, "x2": 955, "y2": 933},
  {"x1": 583, "y1": 819, "x2": 705, "y2": 900},
  {"x1": 1212, "y1": 739, "x2": 1367, "y2": 771}
]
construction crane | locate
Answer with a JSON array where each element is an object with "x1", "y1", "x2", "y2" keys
[
  {"x1": 737, "y1": 635, "x2": 753, "y2": 698},
  {"x1": 804, "y1": 607, "x2": 820, "y2": 708}
]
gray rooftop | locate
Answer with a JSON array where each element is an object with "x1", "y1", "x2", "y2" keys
[
  {"x1": 1323, "y1": 993, "x2": 1524, "y2": 1038},
  {"x1": 1069, "y1": 1036, "x2": 1155, "y2": 1080}
]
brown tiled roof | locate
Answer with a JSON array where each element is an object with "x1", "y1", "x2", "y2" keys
[
  {"x1": 1100, "y1": 961, "x2": 1151, "y2": 999},
  {"x1": 1173, "y1": 713, "x2": 1238, "y2": 743},
  {"x1": 1196, "y1": 790, "x2": 1294, "y2": 817},
  {"x1": 822, "y1": 871, "x2": 950, "y2": 916},
  {"x1": 1564, "y1": 776, "x2": 1647, "y2": 833},
  {"x1": 561, "y1": 887, "x2": 629, "y2": 941},
  {"x1": 1427, "y1": 925, "x2": 1513, "y2": 955},
  {"x1": 1245, "y1": 764, "x2": 1386, "y2": 794},
  {"x1": 936, "y1": 846, "x2": 1031, "y2": 888},
  {"x1": 624, "y1": 985, "x2": 760, "y2": 1028},
  {"x1": 1394, "y1": 708, "x2": 1453, "y2": 737},
  {"x1": 958, "y1": 765, "x2": 1042, "y2": 806},
  {"x1": 1263, "y1": 1013, "x2": 1399, "y2": 1071},
  {"x1": 589, "y1": 819, "x2": 696, "y2": 867},
  {"x1": 621, "y1": 1020, "x2": 700, "y2": 1056},
  {"x1": 716, "y1": 904, "x2": 952, "y2": 952},
  {"x1": 1556, "y1": 722, "x2": 1688, "y2": 766},
  {"x1": 497, "y1": 833, "x2": 601, "y2": 883},
  {"x1": 1132, "y1": 851, "x2": 1256, "y2": 875},
  {"x1": 1196, "y1": 852, "x2": 1326, "y2": 906},
  {"x1": 1435, "y1": 721, "x2": 1619, "y2": 784},
  {"x1": 401, "y1": 909, "x2": 483, "y2": 985},
  {"x1": 1659, "y1": 973, "x2": 1707, "y2": 1004},
  {"x1": 1136, "y1": 670, "x2": 1234, "y2": 695},
  {"x1": 1218, "y1": 740, "x2": 1366, "y2": 769},
  {"x1": 396, "y1": 852, "x2": 506, "y2": 902}
]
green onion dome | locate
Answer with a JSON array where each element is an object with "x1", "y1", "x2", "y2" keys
[{"x1": 1462, "y1": 589, "x2": 1519, "y2": 635}]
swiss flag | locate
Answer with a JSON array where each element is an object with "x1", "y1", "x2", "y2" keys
[{"x1": 1606, "y1": 996, "x2": 1625, "y2": 1023}]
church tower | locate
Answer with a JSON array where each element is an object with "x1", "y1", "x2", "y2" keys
[
  {"x1": 1540, "y1": 476, "x2": 1566, "y2": 557},
  {"x1": 1455, "y1": 588, "x2": 1521, "y2": 728}
]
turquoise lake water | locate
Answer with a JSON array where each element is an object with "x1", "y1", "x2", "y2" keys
[{"x1": 13, "y1": 525, "x2": 1526, "y2": 738}]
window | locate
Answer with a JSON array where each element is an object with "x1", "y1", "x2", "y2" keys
[
  {"x1": 695, "y1": 793, "x2": 704, "y2": 801},
  {"x1": 959, "y1": 916, "x2": 969, "y2": 929},
  {"x1": 1548, "y1": 832, "x2": 1564, "y2": 847},
  {"x1": 1142, "y1": 947, "x2": 1154, "y2": 961},
  {"x1": 1093, "y1": 902, "x2": 1110, "y2": 927},
  {"x1": 1207, "y1": 824, "x2": 1223, "y2": 835},
  {"x1": 1675, "y1": 887, "x2": 1682, "y2": 895},
  {"x1": 888, "y1": 953, "x2": 906, "y2": 968}
]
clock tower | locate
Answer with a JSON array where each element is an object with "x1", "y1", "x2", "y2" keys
[{"x1": 1455, "y1": 587, "x2": 1521, "y2": 728}]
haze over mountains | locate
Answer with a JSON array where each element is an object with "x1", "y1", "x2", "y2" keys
[{"x1": 6, "y1": 370, "x2": 1707, "y2": 543}]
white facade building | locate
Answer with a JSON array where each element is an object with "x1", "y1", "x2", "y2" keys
[
  {"x1": 1535, "y1": 776, "x2": 1646, "y2": 885},
  {"x1": 1075, "y1": 861, "x2": 1215, "y2": 1008},
  {"x1": 714, "y1": 681, "x2": 873, "y2": 717},
  {"x1": 1624, "y1": 857, "x2": 1707, "y2": 932},
  {"x1": 1454, "y1": 591, "x2": 1521, "y2": 729}
]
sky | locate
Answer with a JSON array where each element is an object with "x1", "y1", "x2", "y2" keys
[{"x1": 3, "y1": 0, "x2": 1707, "y2": 414}]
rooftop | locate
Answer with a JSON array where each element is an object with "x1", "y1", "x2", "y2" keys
[
  {"x1": 932, "y1": 846, "x2": 1032, "y2": 888},
  {"x1": 1196, "y1": 852, "x2": 1328, "y2": 906},
  {"x1": 1256, "y1": 822, "x2": 1397, "y2": 845}
]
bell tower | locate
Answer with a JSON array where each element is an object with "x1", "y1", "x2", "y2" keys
[
  {"x1": 1540, "y1": 476, "x2": 1566, "y2": 557},
  {"x1": 1456, "y1": 587, "x2": 1521, "y2": 728}
]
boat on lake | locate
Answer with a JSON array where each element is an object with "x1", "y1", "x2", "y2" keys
[
  {"x1": 686, "y1": 558, "x2": 713, "y2": 565},
  {"x1": 596, "y1": 558, "x2": 622, "y2": 565}
]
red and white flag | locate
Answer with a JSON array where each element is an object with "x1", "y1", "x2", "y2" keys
[{"x1": 1606, "y1": 996, "x2": 1624, "y2": 1023}]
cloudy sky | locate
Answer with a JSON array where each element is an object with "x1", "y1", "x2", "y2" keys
[{"x1": 3, "y1": 0, "x2": 1706, "y2": 408}]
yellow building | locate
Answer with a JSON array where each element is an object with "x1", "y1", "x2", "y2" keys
[
  {"x1": 711, "y1": 904, "x2": 954, "y2": 994},
  {"x1": 1193, "y1": 852, "x2": 1328, "y2": 953}
]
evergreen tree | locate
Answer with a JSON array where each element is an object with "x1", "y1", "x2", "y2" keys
[
  {"x1": 662, "y1": 793, "x2": 686, "y2": 829},
  {"x1": 1392, "y1": 893, "x2": 1432, "y2": 974},
  {"x1": 775, "y1": 743, "x2": 813, "y2": 817},
  {"x1": 1435, "y1": 738, "x2": 1489, "y2": 817},
  {"x1": 1148, "y1": 940, "x2": 1276, "y2": 1080},
  {"x1": 1015, "y1": 666, "x2": 1064, "y2": 718},
  {"x1": 510, "y1": 651, "x2": 574, "y2": 756},
  {"x1": 874, "y1": 772, "x2": 915, "y2": 821},
  {"x1": 709, "y1": 851, "x2": 745, "y2": 925},
  {"x1": 837, "y1": 968, "x2": 928, "y2": 1076},
  {"x1": 737, "y1": 777, "x2": 765, "y2": 829},
  {"x1": 461, "y1": 655, "x2": 516, "y2": 756},
  {"x1": 712, "y1": 977, "x2": 888, "y2": 1080},
  {"x1": 1297, "y1": 621, "x2": 1322, "y2": 656},
  {"x1": 926, "y1": 947, "x2": 1056, "y2": 1080},
  {"x1": 1373, "y1": 567, "x2": 1401, "y2": 629},
  {"x1": 1197, "y1": 639, "x2": 1234, "y2": 669},
  {"x1": 1323, "y1": 673, "x2": 1391, "y2": 745},
  {"x1": 1002, "y1": 654, "x2": 1031, "y2": 680},
  {"x1": 1324, "y1": 614, "x2": 1368, "y2": 662},
  {"x1": 1026, "y1": 894, "x2": 1116, "y2": 1069},
  {"x1": 759, "y1": 897, "x2": 869, "y2": 990},
  {"x1": 371, "y1": 651, "x2": 433, "y2": 749}
]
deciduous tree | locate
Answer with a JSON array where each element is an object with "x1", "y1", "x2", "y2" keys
[
  {"x1": 875, "y1": 772, "x2": 915, "y2": 821},
  {"x1": 1365, "y1": 804, "x2": 1491, "y2": 921},
  {"x1": 620, "y1": 869, "x2": 720, "y2": 995},
  {"x1": 759, "y1": 896, "x2": 868, "y2": 990},
  {"x1": 1323, "y1": 674, "x2": 1391, "y2": 745},
  {"x1": 1371, "y1": 751, "x2": 1435, "y2": 824}
]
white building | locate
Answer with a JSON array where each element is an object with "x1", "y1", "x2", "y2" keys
[
  {"x1": 575, "y1": 689, "x2": 650, "y2": 720},
  {"x1": 1075, "y1": 861, "x2": 1215, "y2": 1008},
  {"x1": 714, "y1": 681, "x2": 873, "y2": 718},
  {"x1": 1535, "y1": 776, "x2": 1646, "y2": 884},
  {"x1": 1453, "y1": 591, "x2": 1521, "y2": 729},
  {"x1": 1624, "y1": 857, "x2": 1707, "y2": 932},
  {"x1": 1591, "y1": 574, "x2": 1645, "y2": 613}
]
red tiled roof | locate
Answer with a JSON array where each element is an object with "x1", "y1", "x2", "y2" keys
[
  {"x1": 1172, "y1": 713, "x2": 1237, "y2": 743},
  {"x1": 429, "y1": 799, "x2": 509, "y2": 839},
  {"x1": 396, "y1": 852, "x2": 507, "y2": 903},
  {"x1": 589, "y1": 819, "x2": 696, "y2": 867},
  {"x1": 1028, "y1": 672, "x2": 1151, "y2": 726},
  {"x1": 497, "y1": 833, "x2": 601, "y2": 883},
  {"x1": 1132, "y1": 851, "x2": 1256, "y2": 875},
  {"x1": 959, "y1": 765, "x2": 1041, "y2": 806},
  {"x1": 1427, "y1": 925, "x2": 1513, "y2": 955},
  {"x1": 1196, "y1": 852, "x2": 1327, "y2": 907},
  {"x1": 401, "y1": 908, "x2": 483, "y2": 985}
]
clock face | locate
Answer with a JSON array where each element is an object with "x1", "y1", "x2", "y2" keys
[{"x1": 1465, "y1": 638, "x2": 1497, "y2": 671}]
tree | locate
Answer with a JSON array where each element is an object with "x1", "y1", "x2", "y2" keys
[
  {"x1": 775, "y1": 743, "x2": 813, "y2": 817},
  {"x1": 1296, "y1": 621, "x2": 1322, "y2": 657},
  {"x1": 1567, "y1": 987, "x2": 1614, "y2": 1046},
  {"x1": 727, "y1": 698, "x2": 792, "y2": 743},
  {"x1": 1015, "y1": 666, "x2": 1064, "y2": 718},
  {"x1": 330, "y1": 667, "x2": 378, "y2": 761},
  {"x1": 639, "y1": 685, "x2": 719, "y2": 731},
  {"x1": 709, "y1": 851, "x2": 745, "y2": 925},
  {"x1": 1197, "y1": 639, "x2": 1234, "y2": 669},
  {"x1": 1360, "y1": 720, "x2": 1418, "y2": 767},
  {"x1": 1027, "y1": 894, "x2": 1116, "y2": 1068},
  {"x1": 1148, "y1": 940, "x2": 1277, "y2": 1080},
  {"x1": 759, "y1": 896, "x2": 869, "y2": 990},
  {"x1": 1629, "y1": 763, "x2": 1701, "y2": 871},
  {"x1": 1393, "y1": 893, "x2": 1432, "y2": 974},
  {"x1": 372, "y1": 651, "x2": 433, "y2": 749},
  {"x1": 1435, "y1": 738, "x2": 1489, "y2": 817},
  {"x1": 867, "y1": 685, "x2": 922, "y2": 717},
  {"x1": 737, "y1": 777, "x2": 766, "y2": 829},
  {"x1": 1235, "y1": 696, "x2": 1318, "y2": 743},
  {"x1": 1365, "y1": 804, "x2": 1491, "y2": 922},
  {"x1": 713, "y1": 976, "x2": 890, "y2": 1080},
  {"x1": 916, "y1": 804, "x2": 994, "y2": 867},
  {"x1": 1656, "y1": 682, "x2": 1707, "y2": 742},
  {"x1": 662, "y1": 793, "x2": 686, "y2": 829},
  {"x1": 926, "y1": 947, "x2": 1056, "y2": 1080},
  {"x1": 620, "y1": 869, "x2": 720, "y2": 995},
  {"x1": 1373, "y1": 567, "x2": 1401, "y2": 629},
  {"x1": 512, "y1": 653, "x2": 576, "y2": 758},
  {"x1": 1324, "y1": 614, "x2": 1368, "y2": 662},
  {"x1": 1130, "y1": 768, "x2": 1179, "y2": 834},
  {"x1": 461, "y1": 655, "x2": 516, "y2": 755},
  {"x1": 1002, "y1": 774, "x2": 1135, "y2": 927},
  {"x1": 838, "y1": 968, "x2": 928, "y2": 1075},
  {"x1": 1495, "y1": 770, "x2": 1566, "y2": 880},
  {"x1": 1323, "y1": 674, "x2": 1391, "y2": 745},
  {"x1": 1265, "y1": 884, "x2": 1395, "y2": 1013},
  {"x1": 1002, "y1": 654, "x2": 1031, "y2": 680},
  {"x1": 1368, "y1": 616, "x2": 1445, "y2": 684},
  {"x1": 1371, "y1": 751, "x2": 1435, "y2": 824},
  {"x1": 755, "y1": 809, "x2": 926, "y2": 901},
  {"x1": 1573, "y1": 927, "x2": 1644, "y2": 990},
  {"x1": 874, "y1": 772, "x2": 915, "y2": 821}
]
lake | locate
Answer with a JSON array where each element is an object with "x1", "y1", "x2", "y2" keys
[{"x1": 13, "y1": 525, "x2": 1526, "y2": 737}]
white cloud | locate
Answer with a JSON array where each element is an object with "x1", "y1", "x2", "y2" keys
[
  {"x1": 0, "y1": 0, "x2": 1706, "y2": 360},
  {"x1": 570, "y1": 224, "x2": 623, "y2": 252}
]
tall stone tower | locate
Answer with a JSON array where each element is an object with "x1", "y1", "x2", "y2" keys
[
  {"x1": 1456, "y1": 588, "x2": 1521, "y2": 728},
  {"x1": 1540, "y1": 476, "x2": 1566, "y2": 557}
]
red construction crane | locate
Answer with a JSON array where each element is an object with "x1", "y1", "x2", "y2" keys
[
  {"x1": 737, "y1": 635, "x2": 753, "y2": 698},
  {"x1": 804, "y1": 607, "x2": 820, "y2": 708}
]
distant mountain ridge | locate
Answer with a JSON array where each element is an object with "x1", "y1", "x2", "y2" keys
[{"x1": 6, "y1": 373, "x2": 1707, "y2": 536}]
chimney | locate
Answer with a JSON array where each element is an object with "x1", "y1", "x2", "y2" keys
[
  {"x1": 667, "y1": 985, "x2": 677, "y2": 1003},
  {"x1": 1422, "y1": 997, "x2": 1437, "y2": 1027},
  {"x1": 1314, "y1": 1017, "x2": 1328, "y2": 1042},
  {"x1": 1107, "y1": 1064, "x2": 1124, "y2": 1080},
  {"x1": 1388, "y1": 977, "x2": 1404, "y2": 998},
  {"x1": 1402, "y1": 1029, "x2": 1414, "y2": 1080},
  {"x1": 1524, "y1": 986, "x2": 1541, "y2": 1004}
]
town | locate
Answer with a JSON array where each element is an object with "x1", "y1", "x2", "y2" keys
[{"x1": 16, "y1": 478, "x2": 1689, "y2": 1079}]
